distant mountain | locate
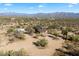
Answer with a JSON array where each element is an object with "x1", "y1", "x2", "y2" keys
[
  {"x1": 32, "y1": 12, "x2": 79, "y2": 19},
  {"x1": 0, "y1": 12, "x2": 28, "y2": 16},
  {"x1": 0, "y1": 12, "x2": 79, "y2": 19}
]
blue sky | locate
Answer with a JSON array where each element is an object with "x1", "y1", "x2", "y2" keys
[{"x1": 0, "y1": 3, "x2": 79, "y2": 14}]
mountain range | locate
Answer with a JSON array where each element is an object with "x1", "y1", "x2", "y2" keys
[{"x1": 0, "y1": 12, "x2": 79, "y2": 19}]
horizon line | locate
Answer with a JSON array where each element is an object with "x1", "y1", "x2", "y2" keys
[{"x1": 0, "y1": 11, "x2": 79, "y2": 14}]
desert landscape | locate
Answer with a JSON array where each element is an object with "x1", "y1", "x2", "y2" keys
[
  {"x1": 0, "y1": 16, "x2": 65, "y2": 56},
  {"x1": 0, "y1": 3, "x2": 79, "y2": 56},
  {"x1": 0, "y1": 15, "x2": 79, "y2": 56}
]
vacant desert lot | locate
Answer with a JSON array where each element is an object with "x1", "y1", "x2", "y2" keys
[
  {"x1": 0, "y1": 25, "x2": 64, "y2": 56},
  {"x1": 0, "y1": 16, "x2": 79, "y2": 56}
]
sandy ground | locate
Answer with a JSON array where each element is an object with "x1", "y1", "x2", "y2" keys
[{"x1": 0, "y1": 25, "x2": 64, "y2": 56}]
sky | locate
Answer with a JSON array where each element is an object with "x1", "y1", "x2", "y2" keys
[{"x1": 0, "y1": 3, "x2": 79, "y2": 14}]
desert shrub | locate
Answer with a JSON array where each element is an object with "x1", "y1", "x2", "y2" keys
[
  {"x1": 62, "y1": 27, "x2": 74, "y2": 35},
  {"x1": 67, "y1": 35, "x2": 79, "y2": 41},
  {"x1": 0, "y1": 48, "x2": 28, "y2": 56},
  {"x1": 66, "y1": 35, "x2": 74, "y2": 41},
  {"x1": 61, "y1": 28, "x2": 68, "y2": 39},
  {"x1": 48, "y1": 24, "x2": 60, "y2": 29},
  {"x1": 8, "y1": 37, "x2": 15, "y2": 43},
  {"x1": 33, "y1": 25, "x2": 45, "y2": 33},
  {"x1": 52, "y1": 32, "x2": 60, "y2": 37},
  {"x1": 7, "y1": 28, "x2": 15, "y2": 33},
  {"x1": 10, "y1": 48, "x2": 27, "y2": 56},
  {"x1": 14, "y1": 30, "x2": 25, "y2": 40},
  {"x1": 48, "y1": 29, "x2": 59, "y2": 36},
  {"x1": 62, "y1": 29, "x2": 68, "y2": 35},
  {"x1": 7, "y1": 28, "x2": 25, "y2": 41},
  {"x1": 16, "y1": 25, "x2": 21, "y2": 28},
  {"x1": 25, "y1": 27, "x2": 35, "y2": 34},
  {"x1": 47, "y1": 29, "x2": 53, "y2": 34},
  {"x1": 60, "y1": 26, "x2": 63, "y2": 30},
  {"x1": 0, "y1": 51, "x2": 6, "y2": 56},
  {"x1": 33, "y1": 39, "x2": 48, "y2": 47},
  {"x1": 66, "y1": 27, "x2": 73, "y2": 32},
  {"x1": 54, "y1": 40, "x2": 79, "y2": 56},
  {"x1": 72, "y1": 35, "x2": 79, "y2": 41}
]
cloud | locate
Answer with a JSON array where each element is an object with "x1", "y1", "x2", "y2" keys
[
  {"x1": 38, "y1": 5, "x2": 44, "y2": 8},
  {"x1": 4, "y1": 3, "x2": 13, "y2": 6},
  {"x1": 71, "y1": 3, "x2": 78, "y2": 4},
  {"x1": 68, "y1": 4, "x2": 74, "y2": 7},
  {"x1": 68, "y1": 3, "x2": 78, "y2": 8}
]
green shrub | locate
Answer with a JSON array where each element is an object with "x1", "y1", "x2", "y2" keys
[
  {"x1": 52, "y1": 32, "x2": 59, "y2": 36},
  {"x1": 66, "y1": 27, "x2": 73, "y2": 32},
  {"x1": 62, "y1": 27, "x2": 73, "y2": 36},
  {"x1": 67, "y1": 35, "x2": 74, "y2": 41},
  {"x1": 67, "y1": 35, "x2": 79, "y2": 41},
  {"x1": 8, "y1": 37, "x2": 15, "y2": 42},
  {"x1": 33, "y1": 25, "x2": 45, "y2": 33},
  {"x1": 16, "y1": 25, "x2": 21, "y2": 28},
  {"x1": 73, "y1": 35, "x2": 79, "y2": 41},
  {"x1": 25, "y1": 27, "x2": 35, "y2": 34},
  {"x1": 0, "y1": 51, "x2": 6, "y2": 56},
  {"x1": 48, "y1": 29, "x2": 59, "y2": 36},
  {"x1": 48, "y1": 24, "x2": 60, "y2": 29},
  {"x1": 14, "y1": 31, "x2": 25, "y2": 40},
  {"x1": 7, "y1": 28, "x2": 15, "y2": 33},
  {"x1": 33, "y1": 39, "x2": 48, "y2": 47},
  {"x1": 62, "y1": 28, "x2": 68, "y2": 36},
  {"x1": 0, "y1": 48, "x2": 27, "y2": 56},
  {"x1": 54, "y1": 40, "x2": 79, "y2": 56},
  {"x1": 10, "y1": 49, "x2": 27, "y2": 56},
  {"x1": 47, "y1": 29, "x2": 53, "y2": 34}
]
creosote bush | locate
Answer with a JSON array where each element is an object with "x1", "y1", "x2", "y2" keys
[
  {"x1": 54, "y1": 40, "x2": 79, "y2": 56},
  {"x1": 33, "y1": 39, "x2": 48, "y2": 47},
  {"x1": 25, "y1": 27, "x2": 35, "y2": 35},
  {"x1": 66, "y1": 35, "x2": 74, "y2": 41},
  {"x1": 62, "y1": 28, "x2": 68, "y2": 36},
  {"x1": 33, "y1": 25, "x2": 45, "y2": 33},
  {"x1": 66, "y1": 27, "x2": 73, "y2": 32},
  {"x1": 67, "y1": 35, "x2": 79, "y2": 41},
  {"x1": 52, "y1": 32, "x2": 59, "y2": 37},
  {"x1": 73, "y1": 35, "x2": 79, "y2": 41},
  {"x1": 14, "y1": 30, "x2": 25, "y2": 40},
  {"x1": 7, "y1": 28, "x2": 15, "y2": 33},
  {"x1": 48, "y1": 24, "x2": 60, "y2": 29},
  {"x1": 62, "y1": 27, "x2": 73, "y2": 36},
  {"x1": 0, "y1": 48, "x2": 28, "y2": 56}
]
